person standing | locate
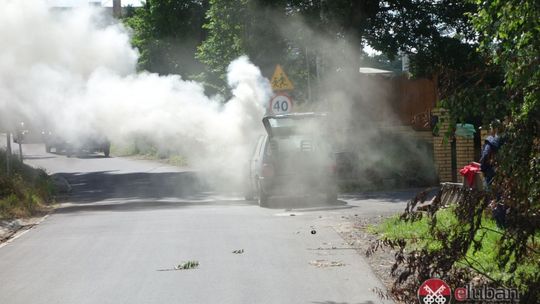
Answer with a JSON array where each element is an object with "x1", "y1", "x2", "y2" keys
[
  {"x1": 480, "y1": 119, "x2": 507, "y2": 227},
  {"x1": 480, "y1": 119, "x2": 502, "y2": 186}
]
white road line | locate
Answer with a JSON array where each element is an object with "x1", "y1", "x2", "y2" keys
[{"x1": 0, "y1": 214, "x2": 50, "y2": 249}]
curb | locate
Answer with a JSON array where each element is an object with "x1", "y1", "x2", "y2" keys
[
  {"x1": 0, "y1": 214, "x2": 50, "y2": 247},
  {"x1": 0, "y1": 174, "x2": 70, "y2": 246}
]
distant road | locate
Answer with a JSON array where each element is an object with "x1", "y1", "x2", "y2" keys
[{"x1": 0, "y1": 139, "x2": 409, "y2": 304}]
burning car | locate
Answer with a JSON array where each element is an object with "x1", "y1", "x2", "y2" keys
[{"x1": 245, "y1": 112, "x2": 337, "y2": 207}]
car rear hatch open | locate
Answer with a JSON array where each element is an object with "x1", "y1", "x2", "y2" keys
[
  {"x1": 262, "y1": 112, "x2": 328, "y2": 138},
  {"x1": 262, "y1": 113, "x2": 333, "y2": 181}
]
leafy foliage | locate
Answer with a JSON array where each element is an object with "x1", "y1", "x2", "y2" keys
[
  {"x1": 195, "y1": 0, "x2": 250, "y2": 92},
  {"x1": 0, "y1": 150, "x2": 54, "y2": 219},
  {"x1": 123, "y1": 0, "x2": 207, "y2": 76},
  {"x1": 361, "y1": 0, "x2": 512, "y2": 126},
  {"x1": 371, "y1": 188, "x2": 540, "y2": 303},
  {"x1": 364, "y1": 1, "x2": 539, "y2": 301},
  {"x1": 470, "y1": 1, "x2": 540, "y2": 298}
]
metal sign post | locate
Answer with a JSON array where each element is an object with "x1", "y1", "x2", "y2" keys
[
  {"x1": 18, "y1": 139, "x2": 23, "y2": 162},
  {"x1": 6, "y1": 133, "x2": 11, "y2": 177},
  {"x1": 16, "y1": 128, "x2": 23, "y2": 162}
]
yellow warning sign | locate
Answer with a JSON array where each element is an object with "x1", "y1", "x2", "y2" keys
[{"x1": 270, "y1": 64, "x2": 294, "y2": 91}]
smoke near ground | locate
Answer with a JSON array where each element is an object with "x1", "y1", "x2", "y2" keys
[
  {"x1": 279, "y1": 17, "x2": 437, "y2": 188},
  {"x1": 0, "y1": 1, "x2": 435, "y2": 196},
  {"x1": 0, "y1": 1, "x2": 271, "y2": 187}
]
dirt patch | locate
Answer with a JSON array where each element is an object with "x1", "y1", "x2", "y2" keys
[{"x1": 334, "y1": 216, "x2": 399, "y2": 301}]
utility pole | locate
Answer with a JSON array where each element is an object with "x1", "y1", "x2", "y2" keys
[
  {"x1": 18, "y1": 136, "x2": 23, "y2": 162},
  {"x1": 316, "y1": 0, "x2": 324, "y2": 86},
  {"x1": 6, "y1": 133, "x2": 11, "y2": 177},
  {"x1": 113, "y1": 0, "x2": 122, "y2": 18},
  {"x1": 305, "y1": 47, "x2": 312, "y2": 102},
  {"x1": 16, "y1": 123, "x2": 23, "y2": 162}
]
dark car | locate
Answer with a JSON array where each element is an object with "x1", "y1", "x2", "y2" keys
[
  {"x1": 42, "y1": 131, "x2": 111, "y2": 157},
  {"x1": 246, "y1": 112, "x2": 337, "y2": 207},
  {"x1": 13, "y1": 122, "x2": 42, "y2": 144}
]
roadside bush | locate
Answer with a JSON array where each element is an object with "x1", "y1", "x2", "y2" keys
[
  {"x1": 0, "y1": 149, "x2": 54, "y2": 219},
  {"x1": 370, "y1": 188, "x2": 540, "y2": 303}
]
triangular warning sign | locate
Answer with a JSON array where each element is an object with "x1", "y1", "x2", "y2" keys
[{"x1": 270, "y1": 64, "x2": 294, "y2": 91}]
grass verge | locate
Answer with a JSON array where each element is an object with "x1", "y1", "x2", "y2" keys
[
  {"x1": 111, "y1": 141, "x2": 188, "y2": 167},
  {"x1": 0, "y1": 149, "x2": 55, "y2": 219},
  {"x1": 370, "y1": 206, "x2": 539, "y2": 290}
]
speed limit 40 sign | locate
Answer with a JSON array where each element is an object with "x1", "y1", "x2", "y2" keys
[{"x1": 269, "y1": 93, "x2": 293, "y2": 114}]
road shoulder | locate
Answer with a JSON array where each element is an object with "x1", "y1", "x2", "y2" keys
[{"x1": 0, "y1": 212, "x2": 50, "y2": 247}]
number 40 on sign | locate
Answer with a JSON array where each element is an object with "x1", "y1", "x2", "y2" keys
[{"x1": 269, "y1": 93, "x2": 293, "y2": 114}]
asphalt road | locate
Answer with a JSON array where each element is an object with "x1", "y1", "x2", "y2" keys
[{"x1": 0, "y1": 139, "x2": 411, "y2": 304}]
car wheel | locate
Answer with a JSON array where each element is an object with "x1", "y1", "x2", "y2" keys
[
  {"x1": 244, "y1": 181, "x2": 254, "y2": 200},
  {"x1": 103, "y1": 145, "x2": 110, "y2": 157},
  {"x1": 258, "y1": 180, "x2": 269, "y2": 207}
]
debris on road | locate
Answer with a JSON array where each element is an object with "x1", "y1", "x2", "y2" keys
[
  {"x1": 308, "y1": 247, "x2": 357, "y2": 250},
  {"x1": 175, "y1": 260, "x2": 199, "y2": 270},
  {"x1": 232, "y1": 249, "x2": 244, "y2": 254},
  {"x1": 309, "y1": 260, "x2": 345, "y2": 267}
]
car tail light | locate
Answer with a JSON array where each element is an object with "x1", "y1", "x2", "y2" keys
[{"x1": 262, "y1": 163, "x2": 274, "y2": 177}]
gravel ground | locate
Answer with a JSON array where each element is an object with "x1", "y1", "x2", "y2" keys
[{"x1": 334, "y1": 215, "x2": 402, "y2": 302}]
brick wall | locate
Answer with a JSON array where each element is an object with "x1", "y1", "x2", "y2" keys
[
  {"x1": 432, "y1": 108, "x2": 453, "y2": 182},
  {"x1": 432, "y1": 109, "x2": 478, "y2": 182}
]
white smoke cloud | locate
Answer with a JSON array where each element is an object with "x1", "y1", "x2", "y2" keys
[{"x1": 0, "y1": 0, "x2": 271, "y2": 185}]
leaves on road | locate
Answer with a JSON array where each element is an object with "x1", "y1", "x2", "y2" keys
[
  {"x1": 309, "y1": 260, "x2": 345, "y2": 268},
  {"x1": 175, "y1": 260, "x2": 199, "y2": 270}
]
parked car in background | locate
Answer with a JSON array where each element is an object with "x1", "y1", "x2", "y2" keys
[
  {"x1": 42, "y1": 130, "x2": 111, "y2": 157},
  {"x1": 13, "y1": 122, "x2": 42, "y2": 144},
  {"x1": 246, "y1": 112, "x2": 337, "y2": 207}
]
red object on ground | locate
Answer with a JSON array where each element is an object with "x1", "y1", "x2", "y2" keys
[{"x1": 460, "y1": 162, "x2": 481, "y2": 187}]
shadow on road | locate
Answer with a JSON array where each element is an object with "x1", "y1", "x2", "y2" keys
[
  {"x1": 339, "y1": 188, "x2": 426, "y2": 203},
  {"x1": 54, "y1": 199, "x2": 251, "y2": 214},
  {"x1": 48, "y1": 151, "x2": 109, "y2": 159},
  {"x1": 57, "y1": 171, "x2": 217, "y2": 204},
  {"x1": 256, "y1": 197, "x2": 350, "y2": 210},
  {"x1": 69, "y1": 154, "x2": 109, "y2": 159},
  {"x1": 55, "y1": 170, "x2": 355, "y2": 213},
  {"x1": 21, "y1": 155, "x2": 56, "y2": 160}
]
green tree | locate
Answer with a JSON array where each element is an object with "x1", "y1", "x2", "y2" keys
[
  {"x1": 195, "y1": 0, "x2": 250, "y2": 93},
  {"x1": 196, "y1": 0, "x2": 292, "y2": 94},
  {"x1": 363, "y1": 0, "x2": 510, "y2": 126},
  {"x1": 367, "y1": 1, "x2": 539, "y2": 301},
  {"x1": 472, "y1": 2, "x2": 540, "y2": 301},
  {"x1": 123, "y1": 0, "x2": 207, "y2": 76}
]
